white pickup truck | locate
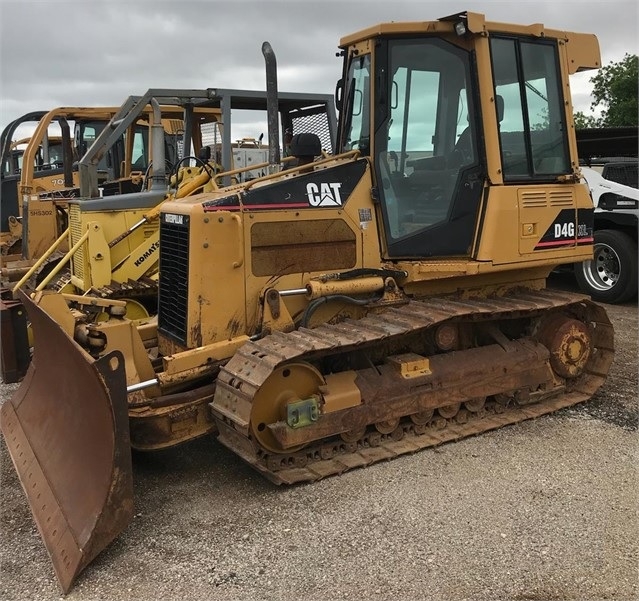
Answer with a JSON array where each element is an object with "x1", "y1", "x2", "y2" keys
[{"x1": 577, "y1": 161, "x2": 638, "y2": 304}]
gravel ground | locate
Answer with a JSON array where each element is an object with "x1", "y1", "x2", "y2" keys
[{"x1": 1, "y1": 279, "x2": 637, "y2": 601}]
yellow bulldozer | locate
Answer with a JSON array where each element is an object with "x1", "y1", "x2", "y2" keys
[
  {"x1": 1, "y1": 90, "x2": 336, "y2": 382},
  {"x1": 0, "y1": 102, "x2": 218, "y2": 382},
  {"x1": 0, "y1": 105, "x2": 187, "y2": 265},
  {"x1": 32, "y1": 88, "x2": 336, "y2": 307},
  {"x1": 7, "y1": 97, "x2": 225, "y2": 299},
  {"x1": 1, "y1": 11, "x2": 614, "y2": 593}
]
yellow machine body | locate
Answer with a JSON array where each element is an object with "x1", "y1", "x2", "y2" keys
[{"x1": 67, "y1": 203, "x2": 161, "y2": 291}]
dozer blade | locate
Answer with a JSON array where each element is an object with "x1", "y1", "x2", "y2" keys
[{"x1": 0, "y1": 291, "x2": 133, "y2": 593}]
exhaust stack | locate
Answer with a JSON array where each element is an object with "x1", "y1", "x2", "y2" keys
[
  {"x1": 148, "y1": 98, "x2": 166, "y2": 191},
  {"x1": 262, "y1": 41, "x2": 280, "y2": 170}
]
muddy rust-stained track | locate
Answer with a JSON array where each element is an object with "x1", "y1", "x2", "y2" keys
[{"x1": 211, "y1": 290, "x2": 614, "y2": 484}]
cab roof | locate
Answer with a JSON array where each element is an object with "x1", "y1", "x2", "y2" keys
[{"x1": 338, "y1": 11, "x2": 600, "y2": 73}]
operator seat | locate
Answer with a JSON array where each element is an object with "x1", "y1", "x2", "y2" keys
[
  {"x1": 454, "y1": 94, "x2": 504, "y2": 163},
  {"x1": 289, "y1": 133, "x2": 322, "y2": 169}
]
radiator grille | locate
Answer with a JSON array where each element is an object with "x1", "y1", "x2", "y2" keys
[
  {"x1": 69, "y1": 204, "x2": 85, "y2": 279},
  {"x1": 158, "y1": 216, "x2": 190, "y2": 345}
]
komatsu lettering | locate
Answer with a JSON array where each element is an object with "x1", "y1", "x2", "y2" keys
[
  {"x1": 134, "y1": 241, "x2": 160, "y2": 267},
  {"x1": 306, "y1": 182, "x2": 343, "y2": 207}
]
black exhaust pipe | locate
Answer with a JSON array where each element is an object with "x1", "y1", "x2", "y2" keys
[
  {"x1": 58, "y1": 118, "x2": 74, "y2": 188},
  {"x1": 261, "y1": 41, "x2": 280, "y2": 169}
]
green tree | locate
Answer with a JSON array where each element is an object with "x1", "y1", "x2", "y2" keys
[
  {"x1": 586, "y1": 53, "x2": 638, "y2": 127},
  {"x1": 573, "y1": 110, "x2": 601, "y2": 129}
]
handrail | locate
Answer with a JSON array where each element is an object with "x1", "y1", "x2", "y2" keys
[
  {"x1": 35, "y1": 228, "x2": 91, "y2": 292},
  {"x1": 243, "y1": 149, "x2": 361, "y2": 191},
  {"x1": 12, "y1": 228, "x2": 70, "y2": 293}
]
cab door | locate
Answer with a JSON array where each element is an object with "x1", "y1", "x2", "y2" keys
[{"x1": 370, "y1": 37, "x2": 484, "y2": 259}]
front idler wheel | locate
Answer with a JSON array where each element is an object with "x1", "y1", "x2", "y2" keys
[{"x1": 250, "y1": 362, "x2": 323, "y2": 453}]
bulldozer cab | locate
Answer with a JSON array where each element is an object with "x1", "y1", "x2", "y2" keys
[
  {"x1": 0, "y1": 105, "x2": 204, "y2": 263},
  {"x1": 1, "y1": 107, "x2": 144, "y2": 260},
  {"x1": 337, "y1": 12, "x2": 600, "y2": 261},
  {"x1": 1, "y1": 111, "x2": 64, "y2": 256}
]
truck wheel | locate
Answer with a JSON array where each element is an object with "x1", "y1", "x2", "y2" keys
[{"x1": 575, "y1": 229, "x2": 638, "y2": 304}]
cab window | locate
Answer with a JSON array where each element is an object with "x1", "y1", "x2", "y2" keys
[
  {"x1": 490, "y1": 37, "x2": 570, "y2": 179},
  {"x1": 131, "y1": 127, "x2": 149, "y2": 171},
  {"x1": 375, "y1": 38, "x2": 479, "y2": 242}
]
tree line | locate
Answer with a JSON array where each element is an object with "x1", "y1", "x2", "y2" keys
[{"x1": 574, "y1": 53, "x2": 638, "y2": 128}]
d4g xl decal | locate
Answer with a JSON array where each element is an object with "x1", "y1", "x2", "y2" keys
[{"x1": 534, "y1": 208, "x2": 594, "y2": 250}]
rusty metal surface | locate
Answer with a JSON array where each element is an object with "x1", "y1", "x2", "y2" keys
[
  {"x1": 263, "y1": 339, "x2": 554, "y2": 450},
  {"x1": 129, "y1": 384, "x2": 217, "y2": 451},
  {"x1": 0, "y1": 289, "x2": 30, "y2": 383},
  {"x1": 0, "y1": 291, "x2": 133, "y2": 593},
  {"x1": 211, "y1": 289, "x2": 614, "y2": 484}
]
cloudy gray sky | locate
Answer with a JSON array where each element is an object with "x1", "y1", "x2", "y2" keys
[{"x1": 1, "y1": 0, "x2": 637, "y2": 140}]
